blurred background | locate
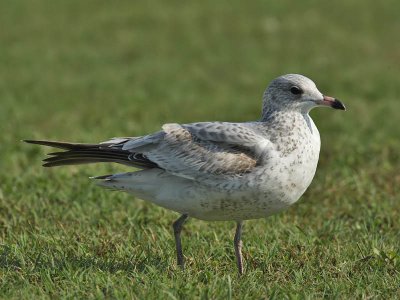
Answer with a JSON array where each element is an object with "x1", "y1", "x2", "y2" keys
[{"x1": 0, "y1": 0, "x2": 399, "y2": 298}]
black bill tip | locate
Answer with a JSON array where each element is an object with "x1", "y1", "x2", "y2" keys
[{"x1": 332, "y1": 99, "x2": 346, "y2": 110}]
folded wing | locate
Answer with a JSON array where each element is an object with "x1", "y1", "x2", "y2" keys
[
  {"x1": 119, "y1": 122, "x2": 270, "y2": 179},
  {"x1": 26, "y1": 122, "x2": 271, "y2": 179}
]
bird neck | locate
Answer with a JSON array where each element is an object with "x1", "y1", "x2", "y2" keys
[
  {"x1": 261, "y1": 107, "x2": 303, "y2": 122},
  {"x1": 260, "y1": 109, "x2": 317, "y2": 140}
]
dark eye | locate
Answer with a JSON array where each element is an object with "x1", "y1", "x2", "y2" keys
[{"x1": 290, "y1": 86, "x2": 303, "y2": 95}]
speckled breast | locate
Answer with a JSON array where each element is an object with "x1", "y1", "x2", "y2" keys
[{"x1": 192, "y1": 115, "x2": 321, "y2": 221}]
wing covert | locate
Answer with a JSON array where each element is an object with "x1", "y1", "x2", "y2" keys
[{"x1": 118, "y1": 122, "x2": 275, "y2": 179}]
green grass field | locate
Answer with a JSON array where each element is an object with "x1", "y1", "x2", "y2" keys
[{"x1": 1, "y1": 0, "x2": 399, "y2": 298}]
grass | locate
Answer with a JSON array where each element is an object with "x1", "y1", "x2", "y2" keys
[{"x1": 1, "y1": 0, "x2": 399, "y2": 298}]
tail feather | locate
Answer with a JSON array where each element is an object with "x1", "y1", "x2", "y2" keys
[
  {"x1": 24, "y1": 140, "x2": 101, "y2": 150},
  {"x1": 43, "y1": 158, "x2": 134, "y2": 167},
  {"x1": 24, "y1": 139, "x2": 158, "y2": 169},
  {"x1": 46, "y1": 150, "x2": 129, "y2": 159}
]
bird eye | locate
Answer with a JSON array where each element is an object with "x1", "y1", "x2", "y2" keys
[{"x1": 290, "y1": 86, "x2": 303, "y2": 95}]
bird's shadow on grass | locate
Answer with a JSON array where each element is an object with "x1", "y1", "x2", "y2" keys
[{"x1": 0, "y1": 244, "x2": 169, "y2": 275}]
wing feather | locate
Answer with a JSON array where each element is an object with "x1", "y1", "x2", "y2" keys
[
  {"x1": 26, "y1": 122, "x2": 271, "y2": 179},
  {"x1": 119, "y1": 123, "x2": 265, "y2": 179}
]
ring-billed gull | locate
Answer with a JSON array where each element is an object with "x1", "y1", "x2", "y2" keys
[{"x1": 25, "y1": 74, "x2": 345, "y2": 274}]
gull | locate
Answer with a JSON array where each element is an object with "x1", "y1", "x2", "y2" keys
[{"x1": 25, "y1": 74, "x2": 345, "y2": 274}]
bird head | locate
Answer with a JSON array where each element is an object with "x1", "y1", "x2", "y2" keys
[{"x1": 262, "y1": 74, "x2": 345, "y2": 116}]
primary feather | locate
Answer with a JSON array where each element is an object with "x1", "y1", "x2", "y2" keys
[{"x1": 24, "y1": 140, "x2": 158, "y2": 168}]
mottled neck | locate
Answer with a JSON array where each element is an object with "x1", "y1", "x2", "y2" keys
[
  {"x1": 261, "y1": 93, "x2": 279, "y2": 118},
  {"x1": 261, "y1": 108, "x2": 300, "y2": 123},
  {"x1": 261, "y1": 110, "x2": 314, "y2": 137},
  {"x1": 259, "y1": 111, "x2": 317, "y2": 158}
]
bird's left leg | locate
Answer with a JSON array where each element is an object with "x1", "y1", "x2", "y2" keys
[
  {"x1": 172, "y1": 214, "x2": 189, "y2": 269},
  {"x1": 234, "y1": 221, "x2": 244, "y2": 275}
]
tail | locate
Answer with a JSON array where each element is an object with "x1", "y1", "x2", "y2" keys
[{"x1": 24, "y1": 139, "x2": 158, "y2": 168}]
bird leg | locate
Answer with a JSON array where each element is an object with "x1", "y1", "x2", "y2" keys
[
  {"x1": 172, "y1": 214, "x2": 189, "y2": 269},
  {"x1": 234, "y1": 221, "x2": 244, "y2": 275}
]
